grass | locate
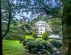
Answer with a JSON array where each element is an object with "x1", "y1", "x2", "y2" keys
[
  {"x1": 3, "y1": 40, "x2": 24, "y2": 55},
  {"x1": 25, "y1": 35, "x2": 34, "y2": 39},
  {"x1": 2, "y1": 39, "x2": 45, "y2": 55},
  {"x1": 2, "y1": 35, "x2": 35, "y2": 55}
]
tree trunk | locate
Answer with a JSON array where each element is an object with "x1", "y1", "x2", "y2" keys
[{"x1": 62, "y1": 0, "x2": 71, "y2": 55}]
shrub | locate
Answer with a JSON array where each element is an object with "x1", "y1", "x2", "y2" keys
[
  {"x1": 25, "y1": 39, "x2": 43, "y2": 51},
  {"x1": 50, "y1": 40, "x2": 63, "y2": 48},
  {"x1": 32, "y1": 31, "x2": 37, "y2": 38},
  {"x1": 23, "y1": 38, "x2": 34, "y2": 46},
  {"x1": 42, "y1": 32, "x2": 49, "y2": 40},
  {"x1": 24, "y1": 39, "x2": 53, "y2": 54}
]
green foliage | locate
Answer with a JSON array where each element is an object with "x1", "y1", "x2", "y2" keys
[
  {"x1": 32, "y1": 31, "x2": 37, "y2": 38},
  {"x1": 24, "y1": 39, "x2": 52, "y2": 54},
  {"x1": 48, "y1": 18, "x2": 62, "y2": 35},
  {"x1": 4, "y1": 34, "x2": 25, "y2": 42},
  {"x1": 2, "y1": 0, "x2": 13, "y2": 38},
  {"x1": 50, "y1": 40, "x2": 63, "y2": 48},
  {"x1": 20, "y1": 22, "x2": 33, "y2": 35},
  {"x1": 3, "y1": 21, "x2": 33, "y2": 40},
  {"x1": 23, "y1": 38, "x2": 34, "y2": 46},
  {"x1": 42, "y1": 32, "x2": 49, "y2": 40},
  {"x1": 32, "y1": 16, "x2": 48, "y2": 24}
]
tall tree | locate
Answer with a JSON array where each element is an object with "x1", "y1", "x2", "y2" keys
[{"x1": 62, "y1": 0, "x2": 71, "y2": 55}]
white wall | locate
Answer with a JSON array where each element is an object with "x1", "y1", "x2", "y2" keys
[{"x1": 35, "y1": 21, "x2": 52, "y2": 36}]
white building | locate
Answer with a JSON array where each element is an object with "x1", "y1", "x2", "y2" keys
[{"x1": 35, "y1": 21, "x2": 52, "y2": 36}]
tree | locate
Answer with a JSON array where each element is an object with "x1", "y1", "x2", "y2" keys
[
  {"x1": 48, "y1": 18, "x2": 62, "y2": 35},
  {"x1": 42, "y1": 32, "x2": 49, "y2": 40},
  {"x1": 2, "y1": 0, "x2": 71, "y2": 55},
  {"x1": 3, "y1": 19, "x2": 33, "y2": 40},
  {"x1": 1, "y1": 0, "x2": 62, "y2": 38},
  {"x1": 1, "y1": 0, "x2": 12, "y2": 38},
  {"x1": 32, "y1": 31, "x2": 37, "y2": 38},
  {"x1": 62, "y1": 0, "x2": 71, "y2": 55}
]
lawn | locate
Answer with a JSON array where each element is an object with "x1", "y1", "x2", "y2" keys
[
  {"x1": 2, "y1": 39, "x2": 43, "y2": 55},
  {"x1": 2, "y1": 40, "x2": 24, "y2": 55},
  {"x1": 2, "y1": 35, "x2": 34, "y2": 55},
  {"x1": 25, "y1": 35, "x2": 34, "y2": 39}
]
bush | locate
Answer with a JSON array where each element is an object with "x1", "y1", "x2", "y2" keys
[
  {"x1": 42, "y1": 32, "x2": 49, "y2": 40},
  {"x1": 50, "y1": 40, "x2": 63, "y2": 48},
  {"x1": 4, "y1": 33, "x2": 25, "y2": 42},
  {"x1": 24, "y1": 39, "x2": 53, "y2": 54},
  {"x1": 19, "y1": 36, "x2": 25, "y2": 43},
  {"x1": 23, "y1": 38, "x2": 34, "y2": 46},
  {"x1": 32, "y1": 31, "x2": 37, "y2": 38}
]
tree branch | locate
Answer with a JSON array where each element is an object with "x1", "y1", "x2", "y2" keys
[{"x1": 3, "y1": 0, "x2": 12, "y2": 38}]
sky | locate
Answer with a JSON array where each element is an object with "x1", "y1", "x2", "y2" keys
[
  {"x1": 13, "y1": 0, "x2": 61, "y2": 21},
  {"x1": 15, "y1": 11, "x2": 41, "y2": 21}
]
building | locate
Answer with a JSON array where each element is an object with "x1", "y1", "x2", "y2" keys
[{"x1": 35, "y1": 21, "x2": 52, "y2": 36}]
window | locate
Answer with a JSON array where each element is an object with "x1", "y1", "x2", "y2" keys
[
  {"x1": 40, "y1": 29, "x2": 42, "y2": 31},
  {"x1": 38, "y1": 25, "x2": 41, "y2": 27},
  {"x1": 43, "y1": 25, "x2": 45, "y2": 27},
  {"x1": 41, "y1": 25, "x2": 42, "y2": 27},
  {"x1": 41, "y1": 32, "x2": 42, "y2": 34}
]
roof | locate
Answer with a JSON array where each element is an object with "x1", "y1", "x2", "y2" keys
[
  {"x1": 35, "y1": 21, "x2": 48, "y2": 25},
  {"x1": 36, "y1": 21, "x2": 46, "y2": 23}
]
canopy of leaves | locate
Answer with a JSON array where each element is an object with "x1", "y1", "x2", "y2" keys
[
  {"x1": 32, "y1": 31, "x2": 37, "y2": 38},
  {"x1": 48, "y1": 18, "x2": 62, "y2": 35}
]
